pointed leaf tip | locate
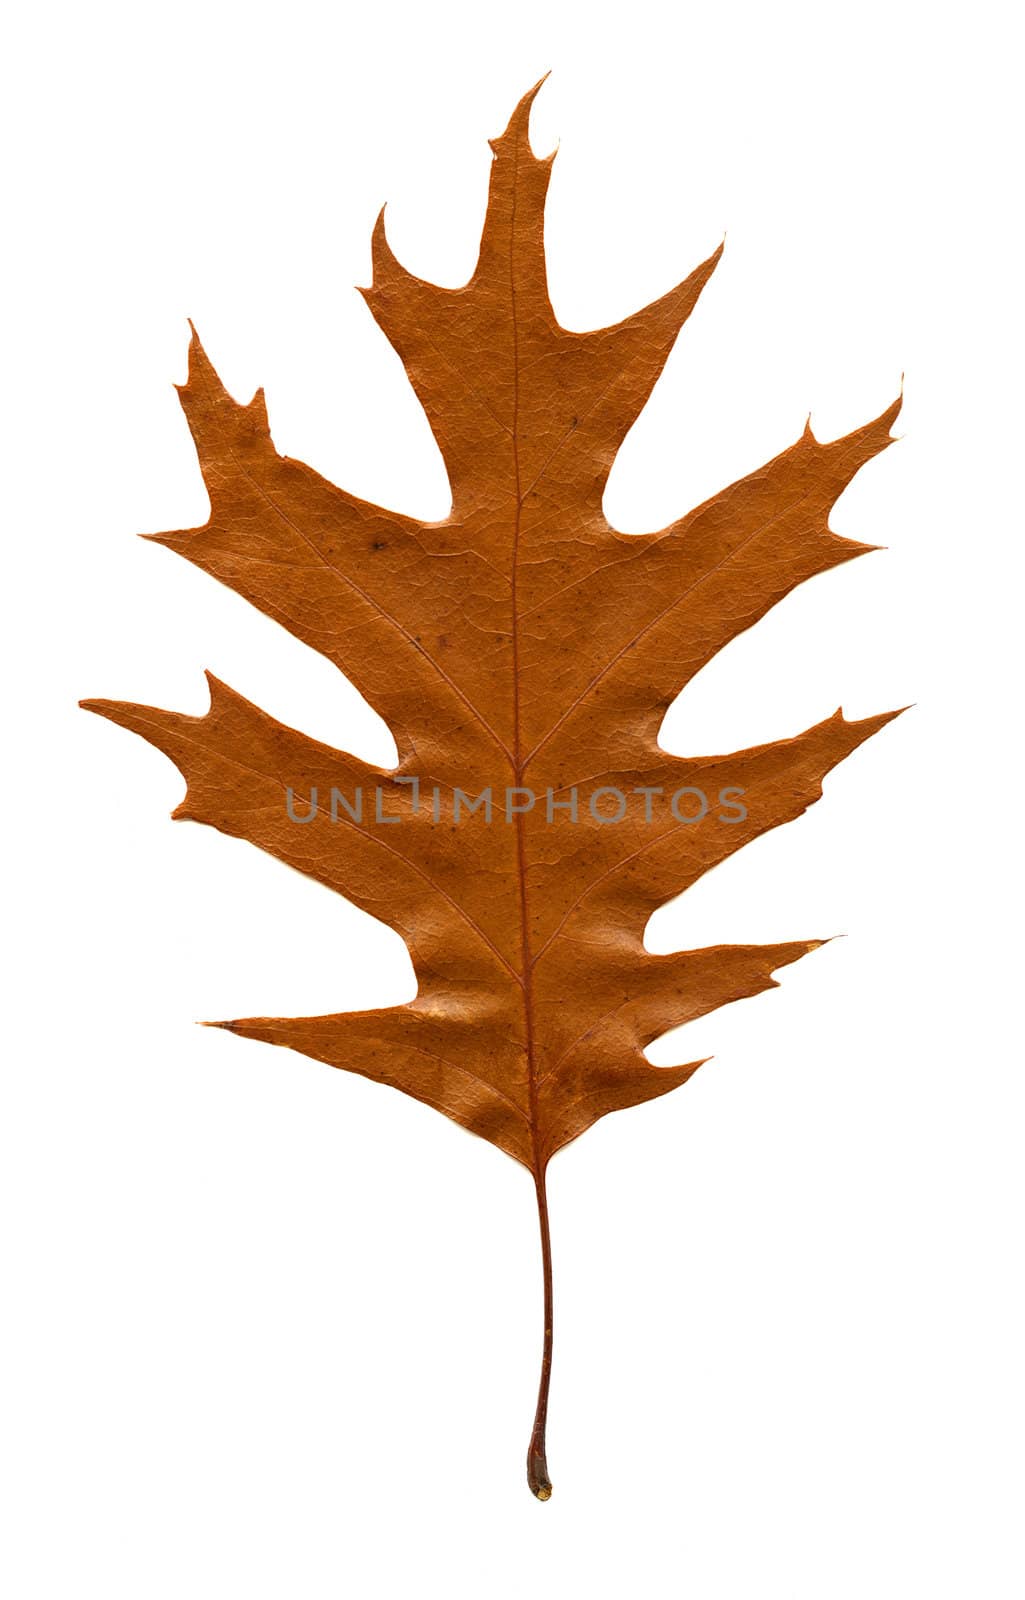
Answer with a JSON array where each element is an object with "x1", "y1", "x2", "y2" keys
[
  {"x1": 490, "y1": 75, "x2": 553, "y2": 160},
  {"x1": 882, "y1": 390, "x2": 904, "y2": 431},
  {"x1": 366, "y1": 202, "x2": 416, "y2": 293},
  {"x1": 868, "y1": 703, "x2": 911, "y2": 727}
]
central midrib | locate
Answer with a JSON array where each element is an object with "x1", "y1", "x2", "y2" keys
[{"x1": 506, "y1": 143, "x2": 543, "y2": 1175}]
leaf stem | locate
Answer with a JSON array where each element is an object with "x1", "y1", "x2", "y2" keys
[{"x1": 527, "y1": 1164, "x2": 554, "y2": 1500}]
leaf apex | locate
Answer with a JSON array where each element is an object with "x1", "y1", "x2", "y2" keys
[
  {"x1": 78, "y1": 696, "x2": 121, "y2": 721},
  {"x1": 868, "y1": 703, "x2": 912, "y2": 727},
  {"x1": 667, "y1": 1054, "x2": 713, "y2": 1075},
  {"x1": 491, "y1": 75, "x2": 553, "y2": 161},
  {"x1": 183, "y1": 319, "x2": 209, "y2": 371},
  {"x1": 840, "y1": 704, "x2": 910, "y2": 744}
]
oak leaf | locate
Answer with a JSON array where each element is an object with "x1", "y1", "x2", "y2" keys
[{"x1": 82, "y1": 80, "x2": 901, "y2": 1498}]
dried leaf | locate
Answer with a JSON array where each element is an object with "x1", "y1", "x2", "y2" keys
[{"x1": 82, "y1": 80, "x2": 901, "y2": 1498}]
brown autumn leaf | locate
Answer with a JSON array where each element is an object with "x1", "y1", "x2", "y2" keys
[{"x1": 82, "y1": 80, "x2": 901, "y2": 1499}]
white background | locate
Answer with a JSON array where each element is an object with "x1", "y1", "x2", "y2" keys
[{"x1": 3, "y1": 1, "x2": 1022, "y2": 1595}]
